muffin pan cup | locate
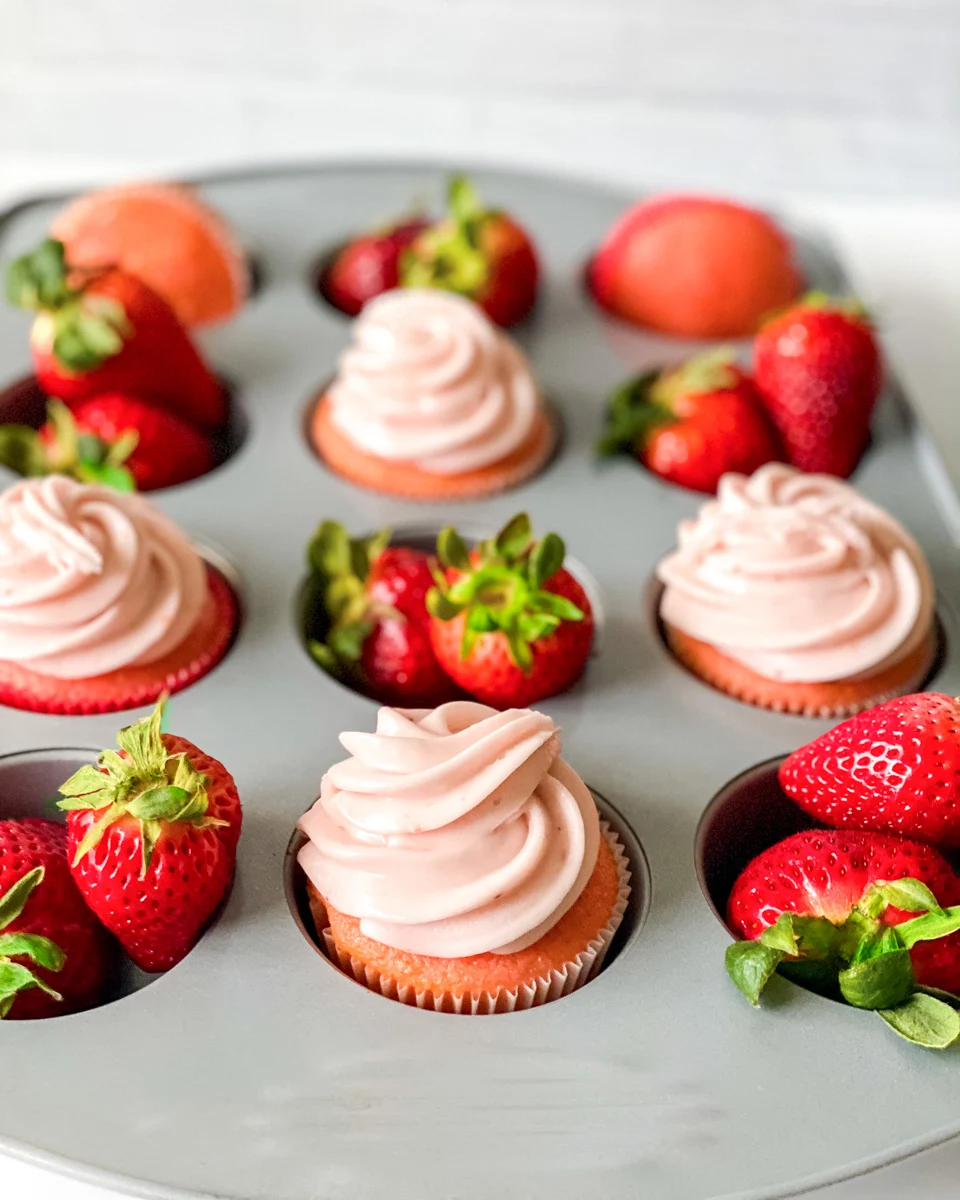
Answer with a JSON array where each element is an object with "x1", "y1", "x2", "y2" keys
[{"x1": 0, "y1": 164, "x2": 959, "y2": 1200}]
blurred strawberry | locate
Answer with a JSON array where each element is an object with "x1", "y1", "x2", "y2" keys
[{"x1": 321, "y1": 219, "x2": 428, "y2": 316}]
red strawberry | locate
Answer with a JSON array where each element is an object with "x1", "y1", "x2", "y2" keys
[
  {"x1": 753, "y1": 293, "x2": 882, "y2": 477},
  {"x1": 725, "y1": 828, "x2": 960, "y2": 1048},
  {"x1": 6, "y1": 239, "x2": 227, "y2": 430},
  {"x1": 401, "y1": 176, "x2": 539, "y2": 327},
  {"x1": 597, "y1": 349, "x2": 782, "y2": 494},
  {"x1": 306, "y1": 523, "x2": 460, "y2": 707},
  {"x1": 322, "y1": 219, "x2": 428, "y2": 316},
  {"x1": 0, "y1": 818, "x2": 113, "y2": 1019},
  {"x1": 780, "y1": 693, "x2": 960, "y2": 849},
  {"x1": 589, "y1": 194, "x2": 801, "y2": 338},
  {"x1": 427, "y1": 513, "x2": 593, "y2": 709},
  {"x1": 57, "y1": 699, "x2": 242, "y2": 972}
]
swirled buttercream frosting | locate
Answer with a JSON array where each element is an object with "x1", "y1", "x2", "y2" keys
[
  {"x1": 0, "y1": 476, "x2": 208, "y2": 679},
  {"x1": 326, "y1": 289, "x2": 540, "y2": 475},
  {"x1": 657, "y1": 464, "x2": 934, "y2": 683},
  {"x1": 298, "y1": 702, "x2": 600, "y2": 957}
]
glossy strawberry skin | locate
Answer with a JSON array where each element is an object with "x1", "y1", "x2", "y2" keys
[
  {"x1": 53, "y1": 393, "x2": 215, "y2": 491},
  {"x1": 641, "y1": 379, "x2": 781, "y2": 494},
  {"x1": 472, "y1": 215, "x2": 539, "y2": 327},
  {"x1": 754, "y1": 303, "x2": 882, "y2": 477},
  {"x1": 323, "y1": 221, "x2": 428, "y2": 316},
  {"x1": 728, "y1": 828, "x2": 960, "y2": 993},
  {"x1": 429, "y1": 567, "x2": 593, "y2": 709},
  {"x1": 0, "y1": 818, "x2": 113, "y2": 1018},
  {"x1": 32, "y1": 270, "x2": 227, "y2": 430},
  {"x1": 780, "y1": 694, "x2": 960, "y2": 849},
  {"x1": 64, "y1": 734, "x2": 241, "y2": 972}
]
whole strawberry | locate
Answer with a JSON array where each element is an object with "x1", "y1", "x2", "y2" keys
[
  {"x1": 725, "y1": 828, "x2": 960, "y2": 1048},
  {"x1": 322, "y1": 219, "x2": 428, "y2": 316},
  {"x1": 306, "y1": 522, "x2": 460, "y2": 707},
  {"x1": 401, "y1": 176, "x2": 539, "y2": 327},
  {"x1": 6, "y1": 239, "x2": 227, "y2": 430},
  {"x1": 57, "y1": 698, "x2": 242, "y2": 972},
  {"x1": 780, "y1": 693, "x2": 960, "y2": 849},
  {"x1": 754, "y1": 292, "x2": 882, "y2": 477},
  {"x1": 0, "y1": 818, "x2": 113, "y2": 1019},
  {"x1": 427, "y1": 513, "x2": 593, "y2": 708},
  {"x1": 597, "y1": 349, "x2": 781, "y2": 494}
]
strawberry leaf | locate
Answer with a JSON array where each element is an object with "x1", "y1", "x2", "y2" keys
[
  {"x1": 531, "y1": 591, "x2": 585, "y2": 622},
  {"x1": 528, "y1": 533, "x2": 565, "y2": 589},
  {"x1": 0, "y1": 425, "x2": 46, "y2": 477},
  {"x1": 426, "y1": 589, "x2": 463, "y2": 621},
  {"x1": 878, "y1": 993, "x2": 960, "y2": 1049},
  {"x1": 437, "y1": 527, "x2": 471, "y2": 572},
  {"x1": 328, "y1": 620, "x2": 373, "y2": 663},
  {"x1": 494, "y1": 513, "x2": 533, "y2": 561},
  {"x1": 896, "y1": 905, "x2": 960, "y2": 949},
  {"x1": 725, "y1": 941, "x2": 785, "y2": 1006},
  {"x1": 757, "y1": 912, "x2": 799, "y2": 955},
  {"x1": 0, "y1": 932, "x2": 65, "y2": 972},
  {"x1": 58, "y1": 763, "x2": 110, "y2": 802},
  {"x1": 0, "y1": 867, "x2": 44, "y2": 931},
  {"x1": 839, "y1": 948, "x2": 915, "y2": 1010},
  {"x1": 859, "y1": 877, "x2": 944, "y2": 919},
  {"x1": 517, "y1": 612, "x2": 560, "y2": 643},
  {"x1": 0, "y1": 961, "x2": 62, "y2": 1017},
  {"x1": 6, "y1": 239, "x2": 74, "y2": 310},
  {"x1": 308, "y1": 521, "x2": 352, "y2": 576}
]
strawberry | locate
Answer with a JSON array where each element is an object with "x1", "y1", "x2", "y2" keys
[
  {"x1": 57, "y1": 698, "x2": 242, "y2": 972},
  {"x1": 753, "y1": 292, "x2": 882, "y2": 477},
  {"x1": 6, "y1": 239, "x2": 227, "y2": 430},
  {"x1": 597, "y1": 349, "x2": 781, "y2": 494},
  {"x1": 725, "y1": 828, "x2": 960, "y2": 1048},
  {"x1": 321, "y1": 219, "x2": 428, "y2": 316},
  {"x1": 401, "y1": 176, "x2": 539, "y2": 327},
  {"x1": 588, "y1": 194, "x2": 801, "y2": 338},
  {"x1": 0, "y1": 395, "x2": 214, "y2": 492},
  {"x1": 426, "y1": 513, "x2": 593, "y2": 709},
  {"x1": 780, "y1": 693, "x2": 960, "y2": 849},
  {"x1": 0, "y1": 818, "x2": 113, "y2": 1019},
  {"x1": 306, "y1": 522, "x2": 460, "y2": 707}
]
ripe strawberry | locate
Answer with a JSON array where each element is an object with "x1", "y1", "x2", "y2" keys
[
  {"x1": 725, "y1": 828, "x2": 960, "y2": 1048},
  {"x1": 589, "y1": 194, "x2": 800, "y2": 338},
  {"x1": 0, "y1": 818, "x2": 113, "y2": 1019},
  {"x1": 753, "y1": 293, "x2": 882, "y2": 477},
  {"x1": 6, "y1": 239, "x2": 227, "y2": 430},
  {"x1": 427, "y1": 513, "x2": 593, "y2": 709},
  {"x1": 321, "y1": 219, "x2": 428, "y2": 316},
  {"x1": 780, "y1": 693, "x2": 960, "y2": 849},
  {"x1": 306, "y1": 522, "x2": 460, "y2": 707},
  {"x1": 57, "y1": 698, "x2": 242, "y2": 972},
  {"x1": 597, "y1": 349, "x2": 781, "y2": 494},
  {"x1": 401, "y1": 176, "x2": 539, "y2": 327}
]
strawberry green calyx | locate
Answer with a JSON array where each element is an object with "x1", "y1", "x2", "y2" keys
[
  {"x1": 399, "y1": 176, "x2": 493, "y2": 298},
  {"x1": 596, "y1": 348, "x2": 739, "y2": 456},
  {"x1": 426, "y1": 512, "x2": 584, "y2": 673},
  {"x1": 6, "y1": 238, "x2": 131, "y2": 372},
  {"x1": 305, "y1": 521, "x2": 393, "y2": 672},
  {"x1": 761, "y1": 290, "x2": 872, "y2": 329},
  {"x1": 726, "y1": 876, "x2": 960, "y2": 1049},
  {"x1": 0, "y1": 866, "x2": 65, "y2": 1018},
  {"x1": 57, "y1": 697, "x2": 224, "y2": 878},
  {"x1": 0, "y1": 399, "x2": 136, "y2": 492}
]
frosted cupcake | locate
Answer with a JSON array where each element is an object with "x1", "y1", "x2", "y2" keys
[
  {"x1": 656, "y1": 464, "x2": 937, "y2": 716},
  {"x1": 298, "y1": 702, "x2": 630, "y2": 1013},
  {"x1": 0, "y1": 476, "x2": 238, "y2": 714},
  {"x1": 309, "y1": 289, "x2": 556, "y2": 500}
]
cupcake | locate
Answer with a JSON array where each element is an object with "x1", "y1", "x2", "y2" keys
[
  {"x1": 656, "y1": 463, "x2": 937, "y2": 717},
  {"x1": 0, "y1": 476, "x2": 239, "y2": 714},
  {"x1": 297, "y1": 702, "x2": 631, "y2": 1013},
  {"x1": 309, "y1": 289, "x2": 556, "y2": 500}
]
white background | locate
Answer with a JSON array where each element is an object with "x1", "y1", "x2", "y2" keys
[{"x1": 3, "y1": 2, "x2": 960, "y2": 1197}]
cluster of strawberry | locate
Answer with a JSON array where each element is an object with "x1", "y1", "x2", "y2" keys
[
  {"x1": 727, "y1": 694, "x2": 960, "y2": 1049},
  {"x1": 0, "y1": 700, "x2": 241, "y2": 1020},
  {"x1": 305, "y1": 513, "x2": 594, "y2": 711},
  {"x1": 0, "y1": 238, "x2": 225, "y2": 491},
  {"x1": 598, "y1": 295, "x2": 881, "y2": 494}
]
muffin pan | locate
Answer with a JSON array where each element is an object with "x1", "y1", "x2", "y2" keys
[{"x1": 0, "y1": 164, "x2": 959, "y2": 1200}]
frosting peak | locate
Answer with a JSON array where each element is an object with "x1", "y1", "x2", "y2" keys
[
  {"x1": 327, "y1": 289, "x2": 539, "y2": 475},
  {"x1": 0, "y1": 476, "x2": 207, "y2": 679},
  {"x1": 657, "y1": 464, "x2": 934, "y2": 683},
  {"x1": 298, "y1": 702, "x2": 600, "y2": 957}
]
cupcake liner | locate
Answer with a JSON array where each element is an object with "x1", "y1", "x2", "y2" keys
[
  {"x1": 664, "y1": 622, "x2": 938, "y2": 720},
  {"x1": 318, "y1": 820, "x2": 632, "y2": 1014},
  {"x1": 0, "y1": 564, "x2": 239, "y2": 716},
  {"x1": 309, "y1": 393, "x2": 559, "y2": 502}
]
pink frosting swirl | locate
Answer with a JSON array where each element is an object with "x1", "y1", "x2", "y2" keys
[
  {"x1": 657, "y1": 464, "x2": 934, "y2": 683},
  {"x1": 0, "y1": 476, "x2": 208, "y2": 679},
  {"x1": 298, "y1": 702, "x2": 600, "y2": 957},
  {"x1": 327, "y1": 289, "x2": 540, "y2": 475}
]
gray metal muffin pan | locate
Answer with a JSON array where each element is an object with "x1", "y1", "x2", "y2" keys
[{"x1": 0, "y1": 164, "x2": 958, "y2": 1200}]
